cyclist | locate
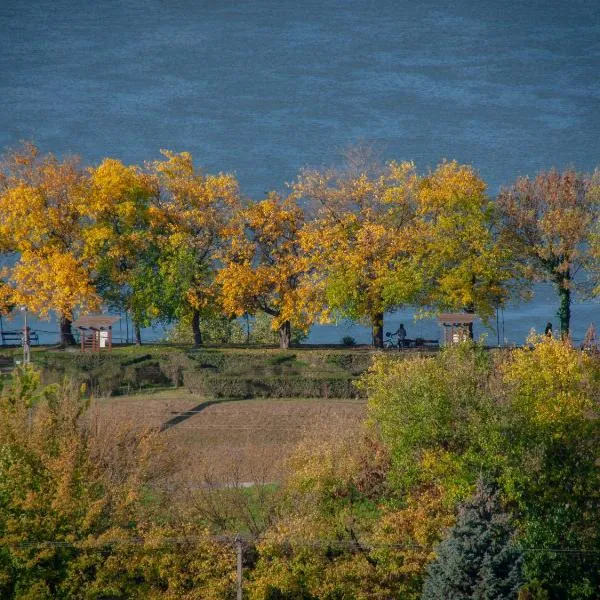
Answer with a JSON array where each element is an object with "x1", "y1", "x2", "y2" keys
[{"x1": 396, "y1": 323, "x2": 407, "y2": 349}]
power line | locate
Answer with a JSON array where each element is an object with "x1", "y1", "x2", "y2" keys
[{"x1": 7, "y1": 536, "x2": 600, "y2": 554}]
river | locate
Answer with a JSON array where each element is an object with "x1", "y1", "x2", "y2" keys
[{"x1": 1, "y1": 0, "x2": 598, "y2": 345}]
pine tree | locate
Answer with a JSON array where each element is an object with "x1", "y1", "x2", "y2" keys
[{"x1": 422, "y1": 479, "x2": 523, "y2": 600}]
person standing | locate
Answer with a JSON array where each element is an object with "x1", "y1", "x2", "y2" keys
[
  {"x1": 397, "y1": 323, "x2": 407, "y2": 349},
  {"x1": 544, "y1": 322, "x2": 553, "y2": 337}
]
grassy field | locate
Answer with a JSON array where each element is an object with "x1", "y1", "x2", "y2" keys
[{"x1": 91, "y1": 388, "x2": 367, "y2": 483}]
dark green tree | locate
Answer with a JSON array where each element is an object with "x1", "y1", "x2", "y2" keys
[{"x1": 422, "y1": 479, "x2": 523, "y2": 600}]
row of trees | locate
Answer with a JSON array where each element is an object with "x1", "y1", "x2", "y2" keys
[
  {"x1": 1, "y1": 143, "x2": 598, "y2": 348},
  {"x1": 1, "y1": 337, "x2": 597, "y2": 598}
]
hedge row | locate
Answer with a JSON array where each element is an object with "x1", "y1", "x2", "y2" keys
[
  {"x1": 4, "y1": 346, "x2": 378, "y2": 398},
  {"x1": 183, "y1": 370, "x2": 364, "y2": 399}
]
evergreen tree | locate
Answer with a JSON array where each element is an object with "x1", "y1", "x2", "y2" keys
[{"x1": 422, "y1": 479, "x2": 523, "y2": 600}]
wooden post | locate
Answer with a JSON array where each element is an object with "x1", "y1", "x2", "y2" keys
[{"x1": 235, "y1": 535, "x2": 243, "y2": 600}]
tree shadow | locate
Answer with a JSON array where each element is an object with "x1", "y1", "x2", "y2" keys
[{"x1": 159, "y1": 397, "x2": 245, "y2": 432}]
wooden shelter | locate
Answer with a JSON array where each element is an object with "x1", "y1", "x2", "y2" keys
[
  {"x1": 73, "y1": 315, "x2": 119, "y2": 352},
  {"x1": 437, "y1": 312, "x2": 476, "y2": 345}
]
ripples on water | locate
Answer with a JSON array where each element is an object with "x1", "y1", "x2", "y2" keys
[{"x1": 0, "y1": 0, "x2": 598, "y2": 344}]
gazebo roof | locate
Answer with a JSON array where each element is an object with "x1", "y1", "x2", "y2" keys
[
  {"x1": 437, "y1": 312, "x2": 477, "y2": 325},
  {"x1": 73, "y1": 315, "x2": 120, "y2": 330}
]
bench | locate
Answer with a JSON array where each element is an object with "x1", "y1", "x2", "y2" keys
[
  {"x1": 1, "y1": 330, "x2": 39, "y2": 346},
  {"x1": 413, "y1": 338, "x2": 439, "y2": 349},
  {"x1": 397, "y1": 338, "x2": 439, "y2": 349}
]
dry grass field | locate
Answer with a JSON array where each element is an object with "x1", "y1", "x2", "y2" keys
[{"x1": 91, "y1": 389, "x2": 367, "y2": 484}]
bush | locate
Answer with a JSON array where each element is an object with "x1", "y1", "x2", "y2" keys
[
  {"x1": 243, "y1": 313, "x2": 308, "y2": 345},
  {"x1": 165, "y1": 312, "x2": 308, "y2": 346},
  {"x1": 341, "y1": 335, "x2": 356, "y2": 346},
  {"x1": 183, "y1": 370, "x2": 362, "y2": 399},
  {"x1": 360, "y1": 338, "x2": 600, "y2": 598},
  {"x1": 0, "y1": 367, "x2": 239, "y2": 598},
  {"x1": 165, "y1": 312, "x2": 246, "y2": 344}
]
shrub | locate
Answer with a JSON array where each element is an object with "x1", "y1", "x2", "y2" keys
[
  {"x1": 165, "y1": 313, "x2": 246, "y2": 344},
  {"x1": 183, "y1": 371, "x2": 362, "y2": 399},
  {"x1": 360, "y1": 338, "x2": 600, "y2": 598},
  {"x1": 341, "y1": 335, "x2": 356, "y2": 346},
  {"x1": 0, "y1": 367, "x2": 239, "y2": 598}
]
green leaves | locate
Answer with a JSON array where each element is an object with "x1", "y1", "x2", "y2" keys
[{"x1": 360, "y1": 338, "x2": 600, "y2": 598}]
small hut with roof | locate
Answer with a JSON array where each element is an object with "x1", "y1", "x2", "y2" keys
[
  {"x1": 437, "y1": 312, "x2": 476, "y2": 345},
  {"x1": 73, "y1": 315, "x2": 119, "y2": 352}
]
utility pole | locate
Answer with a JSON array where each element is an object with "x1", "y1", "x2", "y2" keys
[
  {"x1": 496, "y1": 306, "x2": 500, "y2": 348},
  {"x1": 235, "y1": 535, "x2": 243, "y2": 600},
  {"x1": 21, "y1": 306, "x2": 32, "y2": 431},
  {"x1": 21, "y1": 306, "x2": 30, "y2": 366}
]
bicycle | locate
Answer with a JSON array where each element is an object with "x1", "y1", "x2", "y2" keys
[{"x1": 384, "y1": 331, "x2": 399, "y2": 349}]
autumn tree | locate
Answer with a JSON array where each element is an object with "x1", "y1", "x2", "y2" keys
[
  {"x1": 587, "y1": 167, "x2": 600, "y2": 298},
  {"x1": 0, "y1": 366, "x2": 237, "y2": 599},
  {"x1": 497, "y1": 169, "x2": 594, "y2": 336},
  {"x1": 412, "y1": 160, "x2": 513, "y2": 335},
  {"x1": 150, "y1": 150, "x2": 240, "y2": 346},
  {"x1": 0, "y1": 143, "x2": 98, "y2": 345},
  {"x1": 362, "y1": 338, "x2": 600, "y2": 599},
  {"x1": 499, "y1": 336, "x2": 600, "y2": 599},
  {"x1": 85, "y1": 158, "x2": 157, "y2": 345},
  {"x1": 217, "y1": 193, "x2": 319, "y2": 349},
  {"x1": 295, "y1": 153, "x2": 420, "y2": 348}
]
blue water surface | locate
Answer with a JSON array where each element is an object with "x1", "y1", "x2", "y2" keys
[{"x1": 1, "y1": 0, "x2": 598, "y2": 345}]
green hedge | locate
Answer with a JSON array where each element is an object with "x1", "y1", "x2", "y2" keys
[
  {"x1": 183, "y1": 370, "x2": 363, "y2": 399},
  {"x1": 5, "y1": 346, "x2": 381, "y2": 398}
]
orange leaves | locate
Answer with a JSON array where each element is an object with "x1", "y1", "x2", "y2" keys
[
  {"x1": 497, "y1": 168, "x2": 597, "y2": 332},
  {"x1": 88, "y1": 159, "x2": 152, "y2": 224},
  {"x1": 0, "y1": 143, "x2": 98, "y2": 319},
  {"x1": 9, "y1": 249, "x2": 99, "y2": 318},
  {"x1": 0, "y1": 142, "x2": 596, "y2": 340},
  {"x1": 497, "y1": 169, "x2": 592, "y2": 272},
  {"x1": 217, "y1": 193, "x2": 319, "y2": 333},
  {"x1": 152, "y1": 150, "x2": 239, "y2": 233},
  {"x1": 296, "y1": 159, "x2": 419, "y2": 324}
]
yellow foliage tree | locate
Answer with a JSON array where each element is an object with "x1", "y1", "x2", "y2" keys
[
  {"x1": 413, "y1": 160, "x2": 513, "y2": 333},
  {"x1": 0, "y1": 367, "x2": 237, "y2": 598},
  {"x1": 85, "y1": 158, "x2": 156, "y2": 344},
  {"x1": 151, "y1": 150, "x2": 240, "y2": 346},
  {"x1": 0, "y1": 143, "x2": 98, "y2": 344},
  {"x1": 217, "y1": 193, "x2": 320, "y2": 348},
  {"x1": 295, "y1": 156, "x2": 420, "y2": 347},
  {"x1": 248, "y1": 431, "x2": 454, "y2": 600}
]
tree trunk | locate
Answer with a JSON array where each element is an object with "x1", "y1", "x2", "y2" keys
[
  {"x1": 464, "y1": 304, "x2": 475, "y2": 340},
  {"x1": 279, "y1": 320, "x2": 291, "y2": 349},
  {"x1": 60, "y1": 315, "x2": 76, "y2": 346},
  {"x1": 244, "y1": 314, "x2": 251, "y2": 344},
  {"x1": 371, "y1": 312, "x2": 384, "y2": 348},
  {"x1": 134, "y1": 322, "x2": 142, "y2": 346},
  {"x1": 556, "y1": 276, "x2": 571, "y2": 337},
  {"x1": 192, "y1": 309, "x2": 203, "y2": 347}
]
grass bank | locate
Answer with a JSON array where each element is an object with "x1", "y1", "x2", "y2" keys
[{"x1": 0, "y1": 344, "x2": 388, "y2": 398}]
